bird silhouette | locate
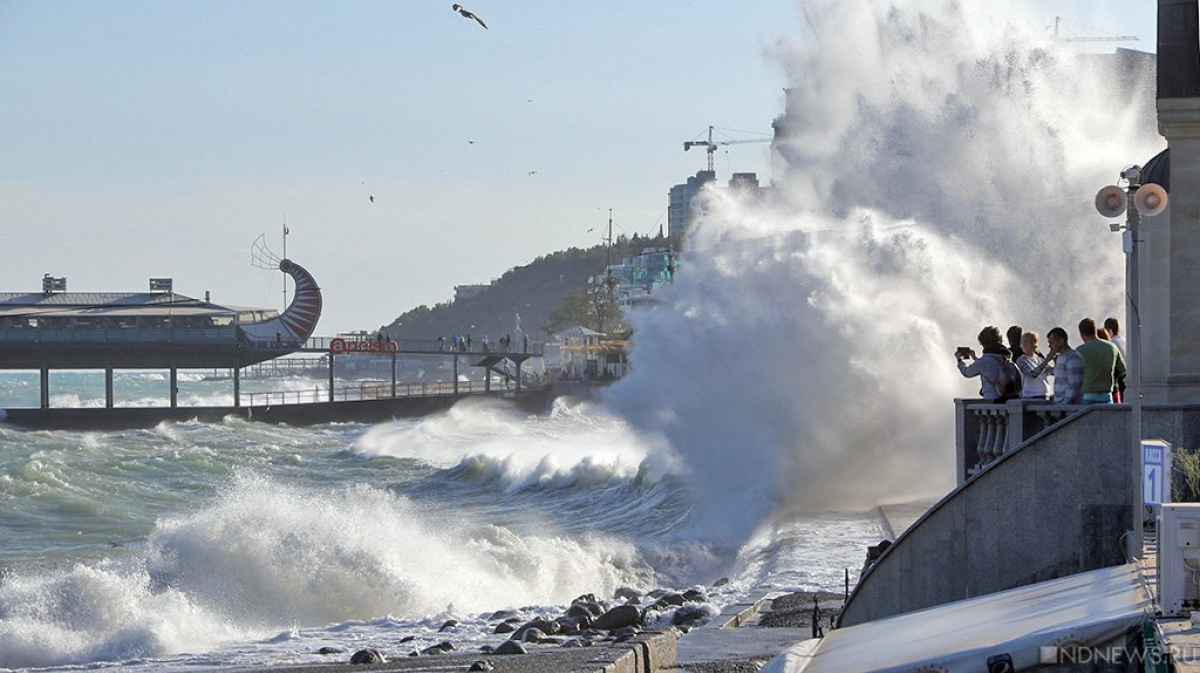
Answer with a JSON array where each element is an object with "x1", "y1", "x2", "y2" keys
[
  {"x1": 369, "y1": 195, "x2": 375, "y2": 203},
  {"x1": 451, "y1": 4, "x2": 487, "y2": 29},
  {"x1": 528, "y1": 171, "x2": 538, "y2": 175}
]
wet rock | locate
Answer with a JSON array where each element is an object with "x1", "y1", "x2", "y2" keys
[
  {"x1": 614, "y1": 586, "x2": 642, "y2": 602},
  {"x1": 439, "y1": 619, "x2": 459, "y2": 632},
  {"x1": 615, "y1": 625, "x2": 641, "y2": 638},
  {"x1": 653, "y1": 593, "x2": 685, "y2": 609},
  {"x1": 573, "y1": 592, "x2": 598, "y2": 605},
  {"x1": 673, "y1": 605, "x2": 708, "y2": 626},
  {"x1": 350, "y1": 649, "x2": 386, "y2": 665},
  {"x1": 419, "y1": 641, "x2": 455, "y2": 655},
  {"x1": 519, "y1": 627, "x2": 547, "y2": 643},
  {"x1": 554, "y1": 616, "x2": 583, "y2": 634},
  {"x1": 682, "y1": 589, "x2": 706, "y2": 602},
  {"x1": 539, "y1": 636, "x2": 565, "y2": 645},
  {"x1": 713, "y1": 577, "x2": 731, "y2": 587},
  {"x1": 592, "y1": 605, "x2": 641, "y2": 631},
  {"x1": 399, "y1": 635, "x2": 416, "y2": 643},
  {"x1": 316, "y1": 646, "x2": 344, "y2": 655},
  {"x1": 490, "y1": 609, "x2": 519, "y2": 620},
  {"x1": 494, "y1": 622, "x2": 516, "y2": 634},
  {"x1": 566, "y1": 603, "x2": 594, "y2": 620},
  {"x1": 512, "y1": 618, "x2": 558, "y2": 641},
  {"x1": 493, "y1": 640, "x2": 527, "y2": 655},
  {"x1": 469, "y1": 661, "x2": 495, "y2": 672}
]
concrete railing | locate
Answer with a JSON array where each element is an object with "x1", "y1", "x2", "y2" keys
[
  {"x1": 955, "y1": 398, "x2": 1078, "y2": 486},
  {"x1": 842, "y1": 403, "x2": 1200, "y2": 628}
]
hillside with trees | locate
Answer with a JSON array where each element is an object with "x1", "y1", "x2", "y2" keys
[{"x1": 383, "y1": 233, "x2": 667, "y2": 342}]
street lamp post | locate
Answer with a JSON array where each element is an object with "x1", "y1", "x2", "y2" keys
[{"x1": 1096, "y1": 165, "x2": 1169, "y2": 560}]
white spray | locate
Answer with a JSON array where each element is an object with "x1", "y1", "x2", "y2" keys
[{"x1": 610, "y1": 0, "x2": 1161, "y2": 544}]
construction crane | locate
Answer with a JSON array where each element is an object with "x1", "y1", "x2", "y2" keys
[
  {"x1": 683, "y1": 126, "x2": 772, "y2": 173},
  {"x1": 1053, "y1": 16, "x2": 1138, "y2": 43}
]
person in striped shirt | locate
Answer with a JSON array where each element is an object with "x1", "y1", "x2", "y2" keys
[{"x1": 1045, "y1": 326, "x2": 1084, "y2": 404}]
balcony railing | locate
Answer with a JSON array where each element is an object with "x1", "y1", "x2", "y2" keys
[{"x1": 955, "y1": 398, "x2": 1081, "y2": 485}]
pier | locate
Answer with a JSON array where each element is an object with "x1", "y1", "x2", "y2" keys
[{"x1": 0, "y1": 335, "x2": 548, "y2": 430}]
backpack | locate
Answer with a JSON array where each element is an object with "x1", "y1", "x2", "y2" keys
[{"x1": 997, "y1": 359, "x2": 1022, "y2": 401}]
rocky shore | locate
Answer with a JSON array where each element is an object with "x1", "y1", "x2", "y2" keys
[{"x1": 290, "y1": 583, "x2": 722, "y2": 670}]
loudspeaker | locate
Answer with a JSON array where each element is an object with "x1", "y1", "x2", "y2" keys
[
  {"x1": 1133, "y1": 182, "x2": 1169, "y2": 217},
  {"x1": 1095, "y1": 185, "x2": 1127, "y2": 218}
]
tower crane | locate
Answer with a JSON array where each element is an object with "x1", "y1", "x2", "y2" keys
[
  {"x1": 1053, "y1": 16, "x2": 1137, "y2": 43},
  {"x1": 683, "y1": 126, "x2": 772, "y2": 173}
]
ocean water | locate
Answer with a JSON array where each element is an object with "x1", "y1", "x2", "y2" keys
[
  {"x1": 0, "y1": 376, "x2": 883, "y2": 671},
  {"x1": 1, "y1": 0, "x2": 1163, "y2": 669}
]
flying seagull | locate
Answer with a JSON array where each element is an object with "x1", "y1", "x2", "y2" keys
[
  {"x1": 369, "y1": 195, "x2": 375, "y2": 203},
  {"x1": 452, "y1": 4, "x2": 487, "y2": 29}
]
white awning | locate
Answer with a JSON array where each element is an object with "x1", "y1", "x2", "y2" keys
[{"x1": 763, "y1": 563, "x2": 1152, "y2": 673}]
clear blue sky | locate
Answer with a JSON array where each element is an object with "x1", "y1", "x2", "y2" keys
[{"x1": 0, "y1": 0, "x2": 1157, "y2": 334}]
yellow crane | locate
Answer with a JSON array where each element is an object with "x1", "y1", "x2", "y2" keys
[{"x1": 683, "y1": 126, "x2": 772, "y2": 173}]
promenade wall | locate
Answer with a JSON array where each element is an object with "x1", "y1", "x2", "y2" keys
[{"x1": 840, "y1": 404, "x2": 1200, "y2": 627}]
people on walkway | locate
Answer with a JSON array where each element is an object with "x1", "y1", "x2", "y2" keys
[
  {"x1": 1015, "y1": 331, "x2": 1053, "y2": 399},
  {"x1": 1006, "y1": 325, "x2": 1024, "y2": 364},
  {"x1": 956, "y1": 325, "x2": 1015, "y2": 402},
  {"x1": 1076, "y1": 317, "x2": 1126, "y2": 404},
  {"x1": 1104, "y1": 317, "x2": 1127, "y2": 362},
  {"x1": 1046, "y1": 327, "x2": 1084, "y2": 404}
]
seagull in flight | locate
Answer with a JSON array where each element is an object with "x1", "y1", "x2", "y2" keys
[
  {"x1": 369, "y1": 195, "x2": 375, "y2": 203},
  {"x1": 452, "y1": 4, "x2": 487, "y2": 29}
]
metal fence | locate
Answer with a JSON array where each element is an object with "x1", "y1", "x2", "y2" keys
[{"x1": 240, "y1": 379, "x2": 529, "y2": 407}]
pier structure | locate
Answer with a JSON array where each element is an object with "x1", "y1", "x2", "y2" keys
[{"x1": 0, "y1": 259, "x2": 322, "y2": 410}]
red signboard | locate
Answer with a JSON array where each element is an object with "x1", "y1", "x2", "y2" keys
[{"x1": 330, "y1": 338, "x2": 399, "y2": 355}]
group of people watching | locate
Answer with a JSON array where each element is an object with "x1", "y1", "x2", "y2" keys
[{"x1": 956, "y1": 318, "x2": 1127, "y2": 404}]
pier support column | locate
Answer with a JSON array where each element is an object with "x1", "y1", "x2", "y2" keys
[
  {"x1": 485, "y1": 367, "x2": 491, "y2": 393},
  {"x1": 515, "y1": 360, "x2": 522, "y2": 392},
  {"x1": 169, "y1": 368, "x2": 178, "y2": 408},
  {"x1": 328, "y1": 355, "x2": 335, "y2": 402},
  {"x1": 233, "y1": 367, "x2": 241, "y2": 408},
  {"x1": 391, "y1": 353, "x2": 397, "y2": 398},
  {"x1": 105, "y1": 366, "x2": 114, "y2": 408},
  {"x1": 453, "y1": 356, "x2": 459, "y2": 394},
  {"x1": 39, "y1": 367, "x2": 49, "y2": 409}
]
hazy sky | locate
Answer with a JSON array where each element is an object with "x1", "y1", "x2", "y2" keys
[{"x1": 0, "y1": 1, "x2": 1156, "y2": 334}]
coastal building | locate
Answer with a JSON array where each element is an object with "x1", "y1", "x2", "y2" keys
[
  {"x1": 668, "y1": 170, "x2": 768, "y2": 244},
  {"x1": 602, "y1": 247, "x2": 679, "y2": 308},
  {"x1": 453, "y1": 284, "x2": 489, "y2": 301},
  {"x1": 549, "y1": 325, "x2": 627, "y2": 380}
]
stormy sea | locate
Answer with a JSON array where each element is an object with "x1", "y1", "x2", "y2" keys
[{"x1": 0, "y1": 0, "x2": 1162, "y2": 669}]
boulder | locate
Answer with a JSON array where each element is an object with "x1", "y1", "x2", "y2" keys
[
  {"x1": 682, "y1": 589, "x2": 706, "y2": 602},
  {"x1": 349, "y1": 649, "x2": 386, "y2": 665},
  {"x1": 316, "y1": 646, "x2": 343, "y2": 655},
  {"x1": 614, "y1": 586, "x2": 643, "y2": 602},
  {"x1": 512, "y1": 618, "x2": 558, "y2": 641},
  {"x1": 493, "y1": 640, "x2": 527, "y2": 655},
  {"x1": 653, "y1": 593, "x2": 685, "y2": 609},
  {"x1": 591, "y1": 605, "x2": 641, "y2": 631},
  {"x1": 493, "y1": 622, "x2": 516, "y2": 634},
  {"x1": 439, "y1": 619, "x2": 459, "y2": 632},
  {"x1": 713, "y1": 577, "x2": 731, "y2": 587},
  {"x1": 469, "y1": 661, "x2": 495, "y2": 672},
  {"x1": 519, "y1": 627, "x2": 547, "y2": 643},
  {"x1": 673, "y1": 605, "x2": 708, "y2": 626}
]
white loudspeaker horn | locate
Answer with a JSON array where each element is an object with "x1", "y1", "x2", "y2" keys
[
  {"x1": 1133, "y1": 182, "x2": 1169, "y2": 217},
  {"x1": 1095, "y1": 185, "x2": 1127, "y2": 218}
]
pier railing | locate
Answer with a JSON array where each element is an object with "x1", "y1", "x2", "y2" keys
[
  {"x1": 300, "y1": 336, "x2": 545, "y2": 356},
  {"x1": 241, "y1": 379, "x2": 538, "y2": 407},
  {"x1": 955, "y1": 398, "x2": 1082, "y2": 485}
]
